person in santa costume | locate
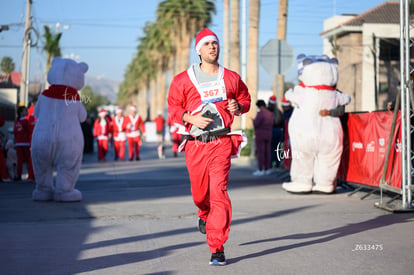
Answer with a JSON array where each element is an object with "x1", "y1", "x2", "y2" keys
[
  {"x1": 112, "y1": 107, "x2": 127, "y2": 160},
  {"x1": 154, "y1": 111, "x2": 165, "y2": 159},
  {"x1": 167, "y1": 28, "x2": 251, "y2": 266},
  {"x1": 167, "y1": 115, "x2": 182, "y2": 158},
  {"x1": 281, "y1": 96, "x2": 293, "y2": 170},
  {"x1": 124, "y1": 105, "x2": 145, "y2": 161},
  {"x1": 0, "y1": 115, "x2": 11, "y2": 182},
  {"x1": 154, "y1": 111, "x2": 165, "y2": 143},
  {"x1": 14, "y1": 105, "x2": 35, "y2": 181},
  {"x1": 31, "y1": 57, "x2": 88, "y2": 202},
  {"x1": 93, "y1": 109, "x2": 112, "y2": 161}
]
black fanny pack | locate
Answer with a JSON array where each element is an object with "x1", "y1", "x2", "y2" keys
[{"x1": 184, "y1": 127, "x2": 231, "y2": 143}]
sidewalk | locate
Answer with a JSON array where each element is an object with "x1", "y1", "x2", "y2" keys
[{"x1": 0, "y1": 143, "x2": 413, "y2": 274}]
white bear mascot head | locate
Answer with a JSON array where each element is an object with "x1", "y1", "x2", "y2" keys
[{"x1": 47, "y1": 57, "x2": 88, "y2": 90}]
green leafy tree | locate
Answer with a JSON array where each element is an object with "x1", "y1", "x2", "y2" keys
[
  {"x1": 1, "y1": 56, "x2": 15, "y2": 74},
  {"x1": 80, "y1": 85, "x2": 110, "y2": 117}
]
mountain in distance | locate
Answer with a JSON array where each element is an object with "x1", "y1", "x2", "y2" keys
[{"x1": 85, "y1": 75, "x2": 120, "y2": 103}]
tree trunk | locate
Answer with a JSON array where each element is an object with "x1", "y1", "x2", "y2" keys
[
  {"x1": 246, "y1": 0, "x2": 260, "y2": 130},
  {"x1": 230, "y1": 0, "x2": 240, "y2": 74},
  {"x1": 223, "y1": 0, "x2": 230, "y2": 68},
  {"x1": 156, "y1": 69, "x2": 167, "y2": 117},
  {"x1": 136, "y1": 84, "x2": 147, "y2": 120},
  {"x1": 150, "y1": 77, "x2": 157, "y2": 120},
  {"x1": 231, "y1": 0, "x2": 241, "y2": 129}
]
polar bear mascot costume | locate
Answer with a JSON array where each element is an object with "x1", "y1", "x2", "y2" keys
[
  {"x1": 31, "y1": 57, "x2": 88, "y2": 202},
  {"x1": 282, "y1": 54, "x2": 351, "y2": 194}
]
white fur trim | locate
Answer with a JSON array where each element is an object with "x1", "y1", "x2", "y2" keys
[{"x1": 195, "y1": 35, "x2": 219, "y2": 54}]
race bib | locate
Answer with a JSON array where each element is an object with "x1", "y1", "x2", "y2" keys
[
  {"x1": 187, "y1": 64, "x2": 227, "y2": 104},
  {"x1": 198, "y1": 80, "x2": 227, "y2": 104}
]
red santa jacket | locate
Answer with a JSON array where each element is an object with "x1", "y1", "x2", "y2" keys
[
  {"x1": 14, "y1": 117, "x2": 31, "y2": 146},
  {"x1": 154, "y1": 115, "x2": 164, "y2": 132},
  {"x1": 112, "y1": 116, "x2": 127, "y2": 141},
  {"x1": 124, "y1": 114, "x2": 145, "y2": 138},
  {"x1": 93, "y1": 118, "x2": 111, "y2": 140},
  {"x1": 28, "y1": 115, "x2": 37, "y2": 140},
  {"x1": 167, "y1": 65, "x2": 251, "y2": 132}
]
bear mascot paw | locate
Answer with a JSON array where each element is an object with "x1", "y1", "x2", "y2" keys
[{"x1": 31, "y1": 57, "x2": 88, "y2": 202}]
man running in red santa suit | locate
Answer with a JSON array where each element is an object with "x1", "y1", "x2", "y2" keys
[
  {"x1": 167, "y1": 28, "x2": 251, "y2": 266},
  {"x1": 93, "y1": 109, "x2": 111, "y2": 161},
  {"x1": 125, "y1": 105, "x2": 146, "y2": 161},
  {"x1": 112, "y1": 107, "x2": 127, "y2": 160}
]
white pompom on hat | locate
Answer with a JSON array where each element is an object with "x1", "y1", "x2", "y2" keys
[{"x1": 195, "y1": 28, "x2": 219, "y2": 55}]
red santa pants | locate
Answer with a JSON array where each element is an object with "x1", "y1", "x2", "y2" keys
[
  {"x1": 97, "y1": 139, "x2": 108, "y2": 160},
  {"x1": 114, "y1": 140, "x2": 125, "y2": 160},
  {"x1": 16, "y1": 145, "x2": 34, "y2": 180},
  {"x1": 255, "y1": 136, "x2": 271, "y2": 171},
  {"x1": 0, "y1": 148, "x2": 9, "y2": 180},
  {"x1": 185, "y1": 136, "x2": 232, "y2": 253},
  {"x1": 127, "y1": 137, "x2": 141, "y2": 160}
]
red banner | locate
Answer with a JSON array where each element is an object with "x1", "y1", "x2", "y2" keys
[{"x1": 338, "y1": 111, "x2": 401, "y2": 188}]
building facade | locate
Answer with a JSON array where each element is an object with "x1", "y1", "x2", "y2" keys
[{"x1": 321, "y1": 1, "x2": 403, "y2": 112}]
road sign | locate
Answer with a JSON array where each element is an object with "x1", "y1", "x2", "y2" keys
[{"x1": 260, "y1": 39, "x2": 294, "y2": 75}]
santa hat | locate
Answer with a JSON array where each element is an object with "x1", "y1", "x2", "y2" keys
[
  {"x1": 281, "y1": 96, "x2": 291, "y2": 107},
  {"x1": 98, "y1": 109, "x2": 107, "y2": 116},
  {"x1": 268, "y1": 95, "x2": 276, "y2": 104},
  {"x1": 195, "y1": 28, "x2": 219, "y2": 55},
  {"x1": 130, "y1": 105, "x2": 137, "y2": 112},
  {"x1": 116, "y1": 107, "x2": 123, "y2": 113}
]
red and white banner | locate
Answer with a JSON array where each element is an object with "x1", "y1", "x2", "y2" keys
[{"x1": 337, "y1": 111, "x2": 401, "y2": 189}]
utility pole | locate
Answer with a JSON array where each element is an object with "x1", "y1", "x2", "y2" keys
[
  {"x1": 20, "y1": 0, "x2": 32, "y2": 106},
  {"x1": 274, "y1": 0, "x2": 288, "y2": 104}
]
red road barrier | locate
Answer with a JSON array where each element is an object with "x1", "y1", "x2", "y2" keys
[{"x1": 338, "y1": 111, "x2": 402, "y2": 189}]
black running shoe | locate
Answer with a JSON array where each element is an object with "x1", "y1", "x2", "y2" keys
[
  {"x1": 209, "y1": 252, "x2": 226, "y2": 266},
  {"x1": 198, "y1": 218, "x2": 206, "y2": 234}
]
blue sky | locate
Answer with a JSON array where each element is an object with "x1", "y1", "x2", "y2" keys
[{"x1": 0, "y1": 0, "x2": 389, "y2": 91}]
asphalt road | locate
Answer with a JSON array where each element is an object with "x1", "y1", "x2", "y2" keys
[{"x1": 0, "y1": 142, "x2": 413, "y2": 275}]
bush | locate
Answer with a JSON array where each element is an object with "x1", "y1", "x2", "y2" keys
[{"x1": 240, "y1": 128, "x2": 254, "y2": 156}]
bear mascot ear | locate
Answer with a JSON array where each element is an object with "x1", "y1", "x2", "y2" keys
[
  {"x1": 78, "y1": 62, "x2": 88, "y2": 74},
  {"x1": 329, "y1": 57, "x2": 339, "y2": 65},
  {"x1": 302, "y1": 58, "x2": 313, "y2": 66},
  {"x1": 296, "y1": 53, "x2": 307, "y2": 82}
]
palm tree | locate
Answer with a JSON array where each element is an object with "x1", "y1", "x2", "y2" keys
[
  {"x1": 157, "y1": 0, "x2": 215, "y2": 73},
  {"x1": 119, "y1": 0, "x2": 216, "y2": 113},
  {"x1": 245, "y1": 0, "x2": 260, "y2": 129},
  {"x1": 142, "y1": 20, "x2": 174, "y2": 119},
  {"x1": 134, "y1": 40, "x2": 156, "y2": 119},
  {"x1": 43, "y1": 25, "x2": 62, "y2": 74}
]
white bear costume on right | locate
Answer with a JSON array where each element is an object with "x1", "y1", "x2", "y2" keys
[
  {"x1": 31, "y1": 57, "x2": 88, "y2": 202},
  {"x1": 282, "y1": 55, "x2": 351, "y2": 194}
]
